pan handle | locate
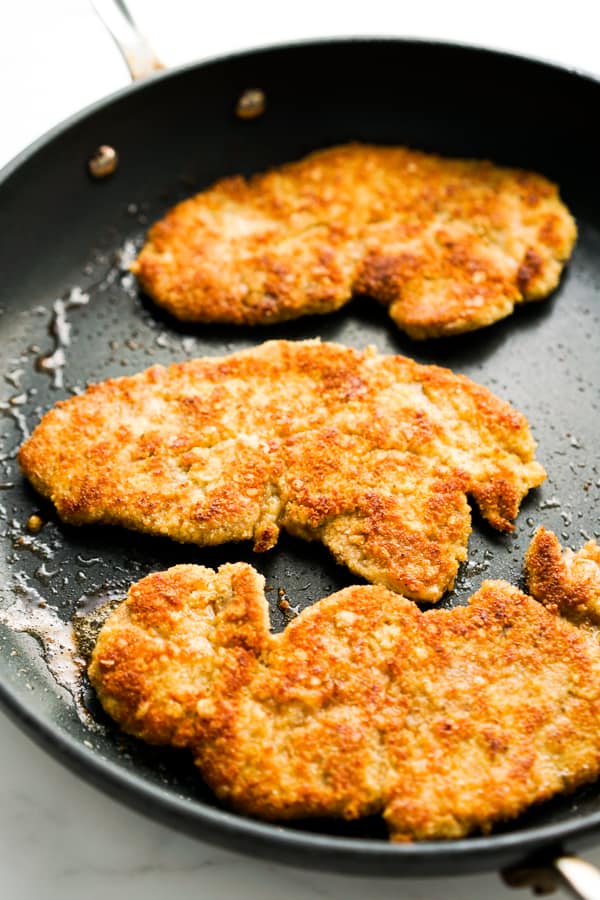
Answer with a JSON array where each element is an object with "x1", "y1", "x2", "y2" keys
[
  {"x1": 90, "y1": 0, "x2": 164, "y2": 81},
  {"x1": 504, "y1": 853, "x2": 600, "y2": 899},
  {"x1": 555, "y1": 856, "x2": 600, "y2": 899}
]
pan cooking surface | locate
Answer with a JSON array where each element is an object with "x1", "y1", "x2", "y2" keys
[{"x1": 0, "y1": 40, "x2": 599, "y2": 875}]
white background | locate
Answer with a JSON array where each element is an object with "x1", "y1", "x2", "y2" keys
[{"x1": 1, "y1": 1, "x2": 600, "y2": 898}]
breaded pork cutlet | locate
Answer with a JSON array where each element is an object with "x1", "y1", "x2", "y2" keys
[
  {"x1": 18, "y1": 341, "x2": 545, "y2": 603},
  {"x1": 132, "y1": 143, "x2": 576, "y2": 338},
  {"x1": 89, "y1": 530, "x2": 600, "y2": 841}
]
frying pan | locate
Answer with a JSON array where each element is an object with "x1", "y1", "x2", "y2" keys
[{"x1": 1, "y1": 2, "x2": 600, "y2": 894}]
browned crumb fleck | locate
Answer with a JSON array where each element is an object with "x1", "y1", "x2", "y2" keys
[{"x1": 26, "y1": 514, "x2": 43, "y2": 534}]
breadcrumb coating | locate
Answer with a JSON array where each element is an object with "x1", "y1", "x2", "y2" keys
[
  {"x1": 18, "y1": 341, "x2": 545, "y2": 602},
  {"x1": 89, "y1": 530, "x2": 600, "y2": 841},
  {"x1": 132, "y1": 144, "x2": 576, "y2": 338}
]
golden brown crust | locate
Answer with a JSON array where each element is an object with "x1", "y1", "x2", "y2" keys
[
  {"x1": 526, "y1": 526, "x2": 600, "y2": 624},
  {"x1": 18, "y1": 340, "x2": 545, "y2": 602},
  {"x1": 89, "y1": 532, "x2": 600, "y2": 841},
  {"x1": 131, "y1": 144, "x2": 577, "y2": 337}
]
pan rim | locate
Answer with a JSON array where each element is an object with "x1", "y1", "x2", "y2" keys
[
  {"x1": 1, "y1": 33, "x2": 600, "y2": 186},
  {"x1": 2, "y1": 34, "x2": 600, "y2": 873},
  {"x1": 3, "y1": 675, "x2": 600, "y2": 871}
]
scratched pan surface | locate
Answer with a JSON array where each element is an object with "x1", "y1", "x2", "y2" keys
[{"x1": 1, "y1": 40, "x2": 599, "y2": 876}]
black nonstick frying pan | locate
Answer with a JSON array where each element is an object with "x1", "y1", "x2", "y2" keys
[{"x1": 1, "y1": 2, "x2": 600, "y2": 894}]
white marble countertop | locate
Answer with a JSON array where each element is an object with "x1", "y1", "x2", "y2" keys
[{"x1": 2, "y1": 2, "x2": 600, "y2": 897}]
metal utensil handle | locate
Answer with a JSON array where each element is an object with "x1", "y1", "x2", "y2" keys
[
  {"x1": 554, "y1": 856, "x2": 600, "y2": 900},
  {"x1": 90, "y1": 0, "x2": 164, "y2": 80},
  {"x1": 504, "y1": 853, "x2": 600, "y2": 898}
]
